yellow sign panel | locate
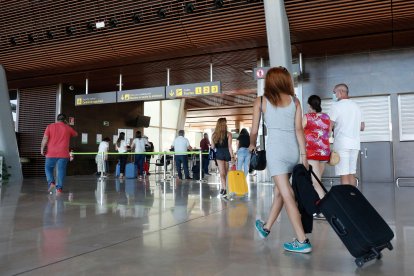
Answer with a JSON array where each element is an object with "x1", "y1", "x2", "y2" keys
[
  {"x1": 77, "y1": 98, "x2": 83, "y2": 105},
  {"x1": 195, "y1": 87, "x2": 202, "y2": 95},
  {"x1": 176, "y1": 89, "x2": 183, "y2": 96},
  {"x1": 124, "y1": 94, "x2": 130, "y2": 100},
  {"x1": 203, "y1": 86, "x2": 210, "y2": 94},
  {"x1": 211, "y1": 85, "x2": 219, "y2": 93}
]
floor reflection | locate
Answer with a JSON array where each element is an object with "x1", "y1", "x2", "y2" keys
[{"x1": 0, "y1": 176, "x2": 413, "y2": 275}]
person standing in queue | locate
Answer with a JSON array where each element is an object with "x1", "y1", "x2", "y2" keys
[
  {"x1": 96, "y1": 137, "x2": 111, "y2": 178},
  {"x1": 211, "y1": 118, "x2": 234, "y2": 197},
  {"x1": 200, "y1": 133, "x2": 211, "y2": 176},
  {"x1": 251, "y1": 67, "x2": 312, "y2": 254},
  {"x1": 131, "y1": 131, "x2": 148, "y2": 179},
  {"x1": 172, "y1": 130, "x2": 192, "y2": 180},
  {"x1": 41, "y1": 113, "x2": 78, "y2": 195},
  {"x1": 115, "y1": 132, "x2": 128, "y2": 179}
]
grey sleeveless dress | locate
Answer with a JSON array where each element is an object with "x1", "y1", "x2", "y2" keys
[{"x1": 263, "y1": 96, "x2": 299, "y2": 176}]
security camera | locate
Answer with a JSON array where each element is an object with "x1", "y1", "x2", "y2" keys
[{"x1": 69, "y1": 85, "x2": 74, "y2": 91}]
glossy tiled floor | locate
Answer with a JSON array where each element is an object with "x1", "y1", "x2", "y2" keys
[{"x1": 0, "y1": 173, "x2": 413, "y2": 276}]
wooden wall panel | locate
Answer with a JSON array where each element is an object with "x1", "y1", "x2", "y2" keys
[{"x1": 18, "y1": 85, "x2": 58, "y2": 177}]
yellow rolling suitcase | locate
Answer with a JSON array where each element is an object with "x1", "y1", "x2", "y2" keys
[{"x1": 227, "y1": 170, "x2": 248, "y2": 197}]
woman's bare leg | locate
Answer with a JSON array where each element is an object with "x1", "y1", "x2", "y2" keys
[
  {"x1": 264, "y1": 176, "x2": 284, "y2": 230},
  {"x1": 274, "y1": 174, "x2": 306, "y2": 242},
  {"x1": 217, "y1": 160, "x2": 228, "y2": 190},
  {"x1": 308, "y1": 160, "x2": 326, "y2": 199}
]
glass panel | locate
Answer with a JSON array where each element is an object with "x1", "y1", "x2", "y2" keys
[
  {"x1": 143, "y1": 127, "x2": 160, "y2": 152},
  {"x1": 162, "y1": 129, "x2": 177, "y2": 152},
  {"x1": 10, "y1": 90, "x2": 18, "y2": 131},
  {"x1": 144, "y1": 101, "x2": 160, "y2": 127},
  {"x1": 162, "y1": 99, "x2": 181, "y2": 128}
]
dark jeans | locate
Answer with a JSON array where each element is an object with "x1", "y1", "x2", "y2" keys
[
  {"x1": 202, "y1": 154, "x2": 210, "y2": 174},
  {"x1": 134, "y1": 154, "x2": 145, "y2": 175},
  {"x1": 119, "y1": 154, "x2": 127, "y2": 174},
  {"x1": 175, "y1": 155, "x2": 190, "y2": 179}
]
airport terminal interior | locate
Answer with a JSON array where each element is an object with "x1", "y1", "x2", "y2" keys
[{"x1": 1, "y1": 1, "x2": 414, "y2": 275}]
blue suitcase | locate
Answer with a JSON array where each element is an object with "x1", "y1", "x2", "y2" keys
[
  {"x1": 125, "y1": 163, "x2": 137, "y2": 178},
  {"x1": 116, "y1": 162, "x2": 137, "y2": 178}
]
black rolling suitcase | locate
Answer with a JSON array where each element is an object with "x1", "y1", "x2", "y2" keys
[{"x1": 311, "y1": 171, "x2": 394, "y2": 267}]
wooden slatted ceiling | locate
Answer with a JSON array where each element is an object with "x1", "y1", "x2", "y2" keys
[
  {"x1": 286, "y1": 0, "x2": 414, "y2": 55},
  {"x1": 0, "y1": 0, "x2": 266, "y2": 74}
]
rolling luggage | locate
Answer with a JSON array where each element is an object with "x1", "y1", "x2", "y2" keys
[
  {"x1": 116, "y1": 162, "x2": 137, "y2": 178},
  {"x1": 292, "y1": 164, "x2": 320, "y2": 233},
  {"x1": 192, "y1": 161, "x2": 204, "y2": 180},
  {"x1": 227, "y1": 170, "x2": 248, "y2": 197},
  {"x1": 312, "y1": 170, "x2": 394, "y2": 267},
  {"x1": 125, "y1": 163, "x2": 137, "y2": 178}
]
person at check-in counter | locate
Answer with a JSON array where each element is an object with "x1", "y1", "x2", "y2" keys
[
  {"x1": 172, "y1": 130, "x2": 192, "y2": 180},
  {"x1": 115, "y1": 132, "x2": 128, "y2": 179}
]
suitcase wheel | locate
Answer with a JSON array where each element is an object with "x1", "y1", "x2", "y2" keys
[
  {"x1": 355, "y1": 258, "x2": 365, "y2": 268},
  {"x1": 387, "y1": 242, "x2": 393, "y2": 251},
  {"x1": 376, "y1": 253, "x2": 383, "y2": 260}
]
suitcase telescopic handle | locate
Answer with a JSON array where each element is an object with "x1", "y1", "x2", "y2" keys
[
  {"x1": 331, "y1": 216, "x2": 348, "y2": 237},
  {"x1": 309, "y1": 165, "x2": 329, "y2": 194}
]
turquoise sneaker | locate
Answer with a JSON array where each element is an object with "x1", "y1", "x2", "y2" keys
[
  {"x1": 283, "y1": 239, "x2": 312, "y2": 253},
  {"x1": 255, "y1": 219, "x2": 270, "y2": 239}
]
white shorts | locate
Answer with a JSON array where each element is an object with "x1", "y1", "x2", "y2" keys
[{"x1": 335, "y1": 149, "x2": 359, "y2": 176}]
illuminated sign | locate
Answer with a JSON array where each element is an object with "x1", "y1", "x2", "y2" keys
[
  {"x1": 253, "y1": 67, "x2": 271, "y2": 80},
  {"x1": 75, "y1": 92, "x2": 116, "y2": 106},
  {"x1": 117, "y1": 87, "x2": 165, "y2": 102},
  {"x1": 166, "y1": 81, "x2": 221, "y2": 99}
]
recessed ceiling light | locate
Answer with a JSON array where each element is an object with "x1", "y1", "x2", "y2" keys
[
  {"x1": 132, "y1": 13, "x2": 141, "y2": 23},
  {"x1": 87, "y1": 22, "x2": 94, "y2": 31},
  {"x1": 27, "y1": 34, "x2": 35, "y2": 43},
  {"x1": 96, "y1": 21, "x2": 105, "y2": 29},
  {"x1": 46, "y1": 31, "x2": 54, "y2": 39},
  {"x1": 109, "y1": 18, "x2": 117, "y2": 28},
  {"x1": 214, "y1": 0, "x2": 224, "y2": 8},
  {"x1": 66, "y1": 26, "x2": 75, "y2": 36},
  {"x1": 158, "y1": 8, "x2": 167, "y2": 19},
  {"x1": 10, "y1": 37, "x2": 17, "y2": 46},
  {"x1": 185, "y1": 3, "x2": 195, "y2": 13}
]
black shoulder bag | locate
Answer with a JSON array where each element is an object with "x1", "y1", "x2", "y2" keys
[{"x1": 250, "y1": 96, "x2": 267, "y2": 171}]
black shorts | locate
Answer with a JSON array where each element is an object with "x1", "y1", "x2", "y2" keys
[{"x1": 215, "y1": 148, "x2": 231, "y2": 161}]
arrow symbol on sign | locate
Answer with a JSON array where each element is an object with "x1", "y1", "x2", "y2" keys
[{"x1": 169, "y1": 90, "x2": 174, "y2": 96}]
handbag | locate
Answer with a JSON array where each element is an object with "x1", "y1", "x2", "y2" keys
[
  {"x1": 250, "y1": 96, "x2": 267, "y2": 171},
  {"x1": 328, "y1": 151, "x2": 340, "y2": 166}
]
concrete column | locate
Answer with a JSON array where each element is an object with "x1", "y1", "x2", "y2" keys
[
  {"x1": 257, "y1": 1, "x2": 292, "y2": 182},
  {"x1": 0, "y1": 65, "x2": 23, "y2": 181},
  {"x1": 264, "y1": 0, "x2": 292, "y2": 71}
]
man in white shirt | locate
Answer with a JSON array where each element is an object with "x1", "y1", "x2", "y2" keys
[
  {"x1": 131, "y1": 131, "x2": 149, "y2": 178},
  {"x1": 172, "y1": 130, "x2": 192, "y2": 180},
  {"x1": 330, "y1": 83, "x2": 365, "y2": 186}
]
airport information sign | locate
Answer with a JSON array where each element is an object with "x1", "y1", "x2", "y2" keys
[
  {"x1": 75, "y1": 92, "x2": 117, "y2": 106},
  {"x1": 166, "y1": 81, "x2": 221, "y2": 99},
  {"x1": 117, "y1": 86, "x2": 165, "y2": 102}
]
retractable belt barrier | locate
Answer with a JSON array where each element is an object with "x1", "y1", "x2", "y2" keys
[{"x1": 72, "y1": 151, "x2": 209, "y2": 182}]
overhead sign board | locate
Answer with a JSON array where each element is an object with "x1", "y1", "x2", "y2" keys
[
  {"x1": 75, "y1": 92, "x2": 117, "y2": 106},
  {"x1": 166, "y1": 81, "x2": 221, "y2": 99},
  {"x1": 117, "y1": 86, "x2": 165, "y2": 102},
  {"x1": 254, "y1": 67, "x2": 271, "y2": 80}
]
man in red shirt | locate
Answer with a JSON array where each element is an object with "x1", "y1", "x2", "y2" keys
[
  {"x1": 41, "y1": 114, "x2": 78, "y2": 195},
  {"x1": 199, "y1": 133, "x2": 211, "y2": 175}
]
